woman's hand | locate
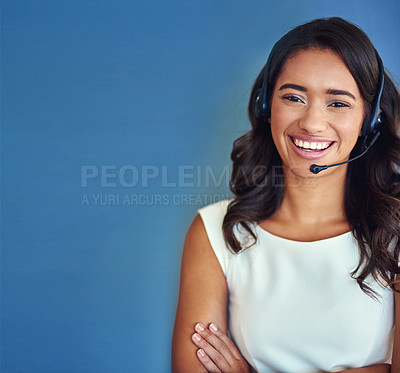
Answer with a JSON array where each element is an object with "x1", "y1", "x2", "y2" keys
[
  {"x1": 191, "y1": 322, "x2": 251, "y2": 373},
  {"x1": 190, "y1": 321, "x2": 391, "y2": 373}
]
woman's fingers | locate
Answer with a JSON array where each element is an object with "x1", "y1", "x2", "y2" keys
[
  {"x1": 207, "y1": 323, "x2": 243, "y2": 361},
  {"x1": 196, "y1": 348, "x2": 221, "y2": 373},
  {"x1": 192, "y1": 322, "x2": 251, "y2": 373},
  {"x1": 195, "y1": 323, "x2": 236, "y2": 364},
  {"x1": 191, "y1": 325, "x2": 231, "y2": 371}
]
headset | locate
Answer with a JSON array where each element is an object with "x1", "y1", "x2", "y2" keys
[
  {"x1": 254, "y1": 47, "x2": 275, "y2": 121},
  {"x1": 254, "y1": 48, "x2": 385, "y2": 174}
]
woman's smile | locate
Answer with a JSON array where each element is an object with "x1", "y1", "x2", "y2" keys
[
  {"x1": 288, "y1": 135, "x2": 335, "y2": 160},
  {"x1": 270, "y1": 48, "x2": 365, "y2": 176}
]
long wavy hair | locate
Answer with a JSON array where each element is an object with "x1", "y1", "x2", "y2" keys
[{"x1": 223, "y1": 17, "x2": 400, "y2": 296}]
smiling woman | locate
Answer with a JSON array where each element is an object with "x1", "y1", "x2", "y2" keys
[
  {"x1": 172, "y1": 17, "x2": 400, "y2": 373},
  {"x1": 270, "y1": 49, "x2": 365, "y2": 178}
]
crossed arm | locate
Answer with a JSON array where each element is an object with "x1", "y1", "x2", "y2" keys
[
  {"x1": 171, "y1": 214, "x2": 230, "y2": 372},
  {"x1": 171, "y1": 214, "x2": 399, "y2": 373}
]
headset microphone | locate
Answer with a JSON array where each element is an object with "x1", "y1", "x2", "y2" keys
[
  {"x1": 310, "y1": 55, "x2": 385, "y2": 175},
  {"x1": 309, "y1": 130, "x2": 381, "y2": 174}
]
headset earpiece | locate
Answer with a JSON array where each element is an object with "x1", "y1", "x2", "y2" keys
[
  {"x1": 255, "y1": 89, "x2": 263, "y2": 118},
  {"x1": 254, "y1": 48, "x2": 275, "y2": 121},
  {"x1": 361, "y1": 54, "x2": 385, "y2": 150}
]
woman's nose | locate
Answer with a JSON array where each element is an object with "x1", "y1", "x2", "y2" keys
[{"x1": 297, "y1": 104, "x2": 328, "y2": 133}]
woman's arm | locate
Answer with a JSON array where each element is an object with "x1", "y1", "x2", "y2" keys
[
  {"x1": 171, "y1": 214, "x2": 230, "y2": 372},
  {"x1": 192, "y1": 324, "x2": 390, "y2": 373}
]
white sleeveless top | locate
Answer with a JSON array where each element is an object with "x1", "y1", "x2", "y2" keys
[{"x1": 198, "y1": 200, "x2": 394, "y2": 373}]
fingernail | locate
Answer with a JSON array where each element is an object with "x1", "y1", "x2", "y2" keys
[
  {"x1": 193, "y1": 333, "x2": 201, "y2": 342},
  {"x1": 209, "y1": 323, "x2": 218, "y2": 332},
  {"x1": 198, "y1": 349, "x2": 205, "y2": 358},
  {"x1": 195, "y1": 323, "x2": 205, "y2": 332}
]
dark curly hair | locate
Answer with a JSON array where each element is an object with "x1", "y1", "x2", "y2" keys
[{"x1": 222, "y1": 17, "x2": 400, "y2": 297}]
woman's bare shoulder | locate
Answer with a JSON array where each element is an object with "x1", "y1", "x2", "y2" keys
[{"x1": 180, "y1": 213, "x2": 227, "y2": 304}]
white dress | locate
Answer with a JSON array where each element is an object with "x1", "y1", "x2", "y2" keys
[{"x1": 198, "y1": 199, "x2": 394, "y2": 373}]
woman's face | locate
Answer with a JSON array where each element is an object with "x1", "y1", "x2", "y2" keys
[{"x1": 269, "y1": 48, "x2": 365, "y2": 178}]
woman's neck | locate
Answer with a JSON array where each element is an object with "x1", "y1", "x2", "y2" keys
[{"x1": 260, "y1": 166, "x2": 350, "y2": 241}]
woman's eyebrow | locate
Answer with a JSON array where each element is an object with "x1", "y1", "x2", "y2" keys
[
  {"x1": 326, "y1": 89, "x2": 356, "y2": 100},
  {"x1": 278, "y1": 83, "x2": 306, "y2": 92}
]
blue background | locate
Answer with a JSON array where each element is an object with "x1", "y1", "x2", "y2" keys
[{"x1": 2, "y1": 1, "x2": 399, "y2": 372}]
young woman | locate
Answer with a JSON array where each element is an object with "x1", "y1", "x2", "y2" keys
[{"x1": 172, "y1": 17, "x2": 400, "y2": 372}]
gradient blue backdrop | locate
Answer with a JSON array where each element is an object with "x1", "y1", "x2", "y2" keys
[{"x1": 2, "y1": 1, "x2": 399, "y2": 372}]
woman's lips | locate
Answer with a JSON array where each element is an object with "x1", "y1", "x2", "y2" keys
[{"x1": 289, "y1": 136, "x2": 335, "y2": 160}]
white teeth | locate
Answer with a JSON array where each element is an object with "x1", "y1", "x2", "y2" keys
[{"x1": 293, "y1": 138, "x2": 330, "y2": 150}]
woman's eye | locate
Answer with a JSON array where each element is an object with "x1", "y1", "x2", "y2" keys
[
  {"x1": 283, "y1": 96, "x2": 304, "y2": 103},
  {"x1": 329, "y1": 101, "x2": 350, "y2": 108}
]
